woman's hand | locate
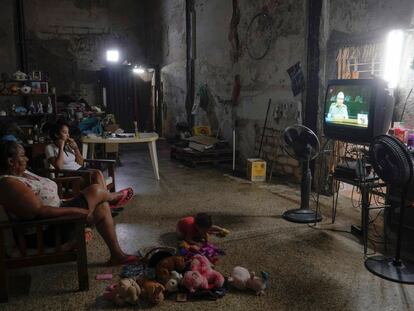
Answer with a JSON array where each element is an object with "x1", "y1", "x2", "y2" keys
[
  {"x1": 57, "y1": 139, "x2": 65, "y2": 149},
  {"x1": 67, "y1": 138, "x2": 78, "y2": 150}
]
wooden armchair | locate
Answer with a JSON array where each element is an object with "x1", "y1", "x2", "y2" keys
[
  {"x1": 0, "y1": 176, "x2": 89, "y2": 303},
  {"x1": 41, "y1": 158, "x2": 116, "y2": 192}
]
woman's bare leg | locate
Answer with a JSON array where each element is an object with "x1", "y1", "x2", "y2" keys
[
  {"x1": 90, "y1": 201, "x2": 127, "y2": 261},
  {"x1": 90, "y1": 169, "x2": 107, "y2": 190},
  {"x1": 81, "y1": 184, "x2": 121, "y2": 220}
]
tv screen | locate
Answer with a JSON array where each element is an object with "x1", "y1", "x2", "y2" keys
[
  {"x1": 324, "y1": 84, "x2": 371, "y2": 129},
  {"x1": 323, "y1": 79, "x2": 394, "y2": 144}
]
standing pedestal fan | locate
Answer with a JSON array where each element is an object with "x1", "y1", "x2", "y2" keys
[
  {"x1": 282, "y1": 125, "x2": 322, "y2": 223},
  {"x1": 365, "y1": 134, "x2": 414, "y2": 284}
]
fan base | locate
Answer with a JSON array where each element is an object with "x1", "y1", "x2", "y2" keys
[
  {"x1": 365, "y1": 256, "x2": 414, "y2": 284},
  {"x1": 282, "y1": 208, "x2": 322, "y2": 223}
]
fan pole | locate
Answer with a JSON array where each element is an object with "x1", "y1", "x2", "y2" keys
[
  {"x1": 365, "y1": 187, "x2": 414, "y2": 284},
  {"x1": 301, "y1": 160, "x2": 311, "y2": 210},
  {"x1": 282, "y1": 158, "x2": 322, "y2": 223}
]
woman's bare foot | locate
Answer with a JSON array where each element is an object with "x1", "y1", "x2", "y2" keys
[{"x1": 106, "y1": 254, "x2": 141, "y2": 266}]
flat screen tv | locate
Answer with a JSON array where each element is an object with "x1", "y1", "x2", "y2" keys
[{"x1": 323, "y1": 79, "x2": 394, "y2": 143}]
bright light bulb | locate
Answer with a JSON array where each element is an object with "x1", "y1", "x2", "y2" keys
[
  {"x1": 383, "y1": 30, "x2": 404, "y2": 88},
  {"x1": 132, "y1": 66, "x2": 145, "y2": 74},
  {"x1": 106, "y1": 50, "x2": 119, "y2": 62}
]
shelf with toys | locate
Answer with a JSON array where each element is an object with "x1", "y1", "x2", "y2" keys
[{"x1": 0, "y1": 70, "x2": 57, "y2": 117}]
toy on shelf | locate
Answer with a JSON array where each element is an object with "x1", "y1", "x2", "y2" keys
[{"x1": 228, "y1": 266, "x2": 269, "y2": 295}]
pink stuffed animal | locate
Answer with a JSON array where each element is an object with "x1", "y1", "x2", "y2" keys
[
  {"x1": 228, "y1": 266, "x2": 269, "y2": 295},
  {"x1": 183, "y1": 270, "x2": 209, "y2": 293},
  {"x1": 189, "y1": 255, "x2": 224, "y2": 289}
]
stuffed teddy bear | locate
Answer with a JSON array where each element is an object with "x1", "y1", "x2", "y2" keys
[
  {"x1": 188, "y1": 255, "x2": 224, "y2": 289},
  {"x1": 228, "y1": 266, "x2": 269, "y2": 295},
  {"x1": 165, "y1": 271, "x2": 183, "y2": 293},
  {"x1": 155, "y1": 255, "x2": 186, "y2": 281},
  {"x1": 137, "y1": 278, "x2": 165, "y2": 304},
  {"x1": 104, "y1": 278, "x2": 141, "y2": 306}
]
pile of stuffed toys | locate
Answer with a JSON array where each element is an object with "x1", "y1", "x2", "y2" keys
[{"x1": 103, "y1": 249, "x2": 269, "y2": 307}]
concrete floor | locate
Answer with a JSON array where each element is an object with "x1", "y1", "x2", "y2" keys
[{"x1": 3, "y1": 141, "x2": 414, "y2": 310}]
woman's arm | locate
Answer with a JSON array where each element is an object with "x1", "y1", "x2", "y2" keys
[
  {"x1": 46, "y1": 141, "x2": 65, "y2": 169},
  {"x1": 68, "y1": 138, "x2": 84, "y2": 166},
  {"x1": 0, "y1": 178, "x2": 87, "y2": 219}
]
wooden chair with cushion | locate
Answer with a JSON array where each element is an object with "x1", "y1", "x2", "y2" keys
[{"x1": 0, "y1": 176, "x2": 88, "y2": 303}]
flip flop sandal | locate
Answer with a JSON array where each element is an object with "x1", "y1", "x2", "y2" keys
[
  {"x1": 106, "y1": 255, "x2": 141, "y2": 267},
  {"x1": 110, "y1": 187, "x2": 134, "y2": 209},
  {"x1": 85, "y1": 228, "x2": 93, "y2": 243}
]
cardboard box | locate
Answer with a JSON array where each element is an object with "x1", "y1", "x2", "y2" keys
[{"x1": 247, "y1": 158, "x2": 267, "y2": 182}]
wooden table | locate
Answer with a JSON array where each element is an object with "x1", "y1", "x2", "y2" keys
[{"x1": 81, "y1": 132, "x2": 160, "y2": 180}]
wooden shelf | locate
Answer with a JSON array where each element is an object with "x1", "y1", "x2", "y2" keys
[{"x1": 0, "y1": 93, "x2": 53, "y2": 97}]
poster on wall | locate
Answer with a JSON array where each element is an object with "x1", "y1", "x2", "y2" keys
[{"x1": 287, "y1": 62, "x2": 305, "y2": 96}]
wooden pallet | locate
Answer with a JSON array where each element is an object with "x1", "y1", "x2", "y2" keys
[{"x1": 171, "y1": 145, "x2": 233, "y2": 167}]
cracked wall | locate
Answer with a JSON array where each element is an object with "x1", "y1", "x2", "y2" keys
[{"x1": 0, "y1": 0, "x2": 147, "y2": 105}]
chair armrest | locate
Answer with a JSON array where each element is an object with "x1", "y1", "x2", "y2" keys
[
  {"x1": 0, "y1": 215, "x2": 86, "y2": 229},
  {"x1": 84, "y1": 159, "x2": 116, "y2": 165}
]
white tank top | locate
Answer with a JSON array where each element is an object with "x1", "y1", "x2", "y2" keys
[{"x1": 0, "y1": 171, "x2": 61, "y2": 207}]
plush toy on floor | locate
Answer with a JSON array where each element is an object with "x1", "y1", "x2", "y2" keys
[
  {"x1": 165, "y1": 271, "x2": 183, "y2": 293},
  {"x1": 182, "y1": 254, "x2": 224, "y2": 293},
  {"x1": 228, "y1": 266, "x2": 269, "y2": 295},
  {"x1": 137, "y1": 278, "x2": 166, "y2": 304},
  {"x1": 104, "y1": 278, "x2": 141, "y2": 306},
  {"x1": 155, "y1": 255, "x2": 186, "y2": 281}
]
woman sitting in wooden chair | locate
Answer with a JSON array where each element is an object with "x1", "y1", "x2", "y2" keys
[
  {"x1": 45, "y1": 120, "x2": 115, "y2": 190},
  {"x1": 0, "y1": 141, "x2": 137, "y2": 266}
]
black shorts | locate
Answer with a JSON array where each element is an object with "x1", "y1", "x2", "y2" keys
[{"x1": 60, "y1": 193, "x2": 89, "y2": 209}]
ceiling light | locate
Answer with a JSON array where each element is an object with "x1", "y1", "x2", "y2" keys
[
  {"x1": 383, "y1": 30, "x2": 404, "y2": 88},
  {"x1": 106, "y1": 50, "x2": 119, "y2": 62}
]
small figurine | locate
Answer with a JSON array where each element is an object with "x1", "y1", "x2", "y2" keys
[
  {"x1": 28, "y1": 101, "x2": 35, "y2": 115},
  {"x1": 47, "y1": 97, "x2": 53, "y2": 113},
  {"x1": 36, "y1": 102, "x2": 43, "y2": 114}
]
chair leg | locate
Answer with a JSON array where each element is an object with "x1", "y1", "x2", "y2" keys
[
  {"x1": 0, "y1": 231, "x2": 9, "y2": 302},
  {"x1": 75, "y1": 223, "x2": 89, "y2": 291}
]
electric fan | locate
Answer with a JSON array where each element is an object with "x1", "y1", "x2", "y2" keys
[
  {"x1": 282, "y1": 125, "x2": 322, "y2": 223},
  {"x1": 365, "y1": 134, "x2": 414, "y2": 283}
]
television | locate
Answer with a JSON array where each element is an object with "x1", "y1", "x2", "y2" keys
[{"x1": 323, "y1": 79, "x2": 394, "y2": 143}]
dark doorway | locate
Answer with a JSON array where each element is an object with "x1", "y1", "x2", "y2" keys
[{"x1": 100, "y1": 66, "x2": 152, "y2": 132}]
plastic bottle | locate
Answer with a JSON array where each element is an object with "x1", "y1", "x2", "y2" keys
[{"x1": 133, "y1": 121, "x2": 140, "y2": 138}]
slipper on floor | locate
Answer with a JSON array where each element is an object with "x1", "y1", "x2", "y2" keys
[
  {"x1": 110, "y1": 187, "x2": 134, "y2": 209},
  {"x1": 85, "y1": 228, "x2": 93, "y2": 243},
  {"x1": 106, "y1": 255, "x2": 140, "y2": 267}
]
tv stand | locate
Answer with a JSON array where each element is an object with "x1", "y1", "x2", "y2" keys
[{"x1": 332, "y1": 172, "x2": 387, "y2": 254}]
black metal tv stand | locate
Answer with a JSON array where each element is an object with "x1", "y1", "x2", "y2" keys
[{"x1": 332, "y1": 172, "x2": 387, "y2": 254}]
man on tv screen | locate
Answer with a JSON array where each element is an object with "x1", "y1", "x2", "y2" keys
[{"x1": 328, "y1": 92, "x2": 348, "y2": 120}]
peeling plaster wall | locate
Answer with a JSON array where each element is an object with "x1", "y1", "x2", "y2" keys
[
  {"x1": 321, "y1": 0, "x2": 414, "y2": 128},
  {"x1": 23, "y1": 0, "x2": 146, "y2": 105},
  {"x1": 154, "y1": 0, "x2": 307, "y2": 170},
  {"x1": 146, "y1": 0, "x2": 186, "y2": 136}
]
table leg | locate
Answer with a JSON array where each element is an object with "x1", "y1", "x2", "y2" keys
[
  {"x1": 148, "y1": 141, "x2": 160, "y2": 180},
  {"x1": 90, "y1": 143, "x2": 95, "y2": 160},
  {"x1": 82, "y1": 143, "x2": 88, "y2": 159}
]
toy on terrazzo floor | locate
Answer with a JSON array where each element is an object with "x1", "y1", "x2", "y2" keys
[
  {"x1": 179, "y1": 241, "x2": 225, "y2": 264},
  {"x1": 103, "y1": 278, "x2": 141, "y2": 306},
  {"x1": 182, "y1": 255, "x2": 225, "y2": 293},
  {"x1": 136, "y1": 278, "x2": 166, "y2": 304},
  {"x1": 228, "y1": 266, "x2": 269, "y2": 295}
]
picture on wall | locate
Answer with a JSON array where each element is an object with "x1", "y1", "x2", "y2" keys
[
  {"x1": 31, "y1": 71, "x2": 42, "y2": 81},
  {"x1": 31, "y1": 82, "x2": 41, "y2": 94}
]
